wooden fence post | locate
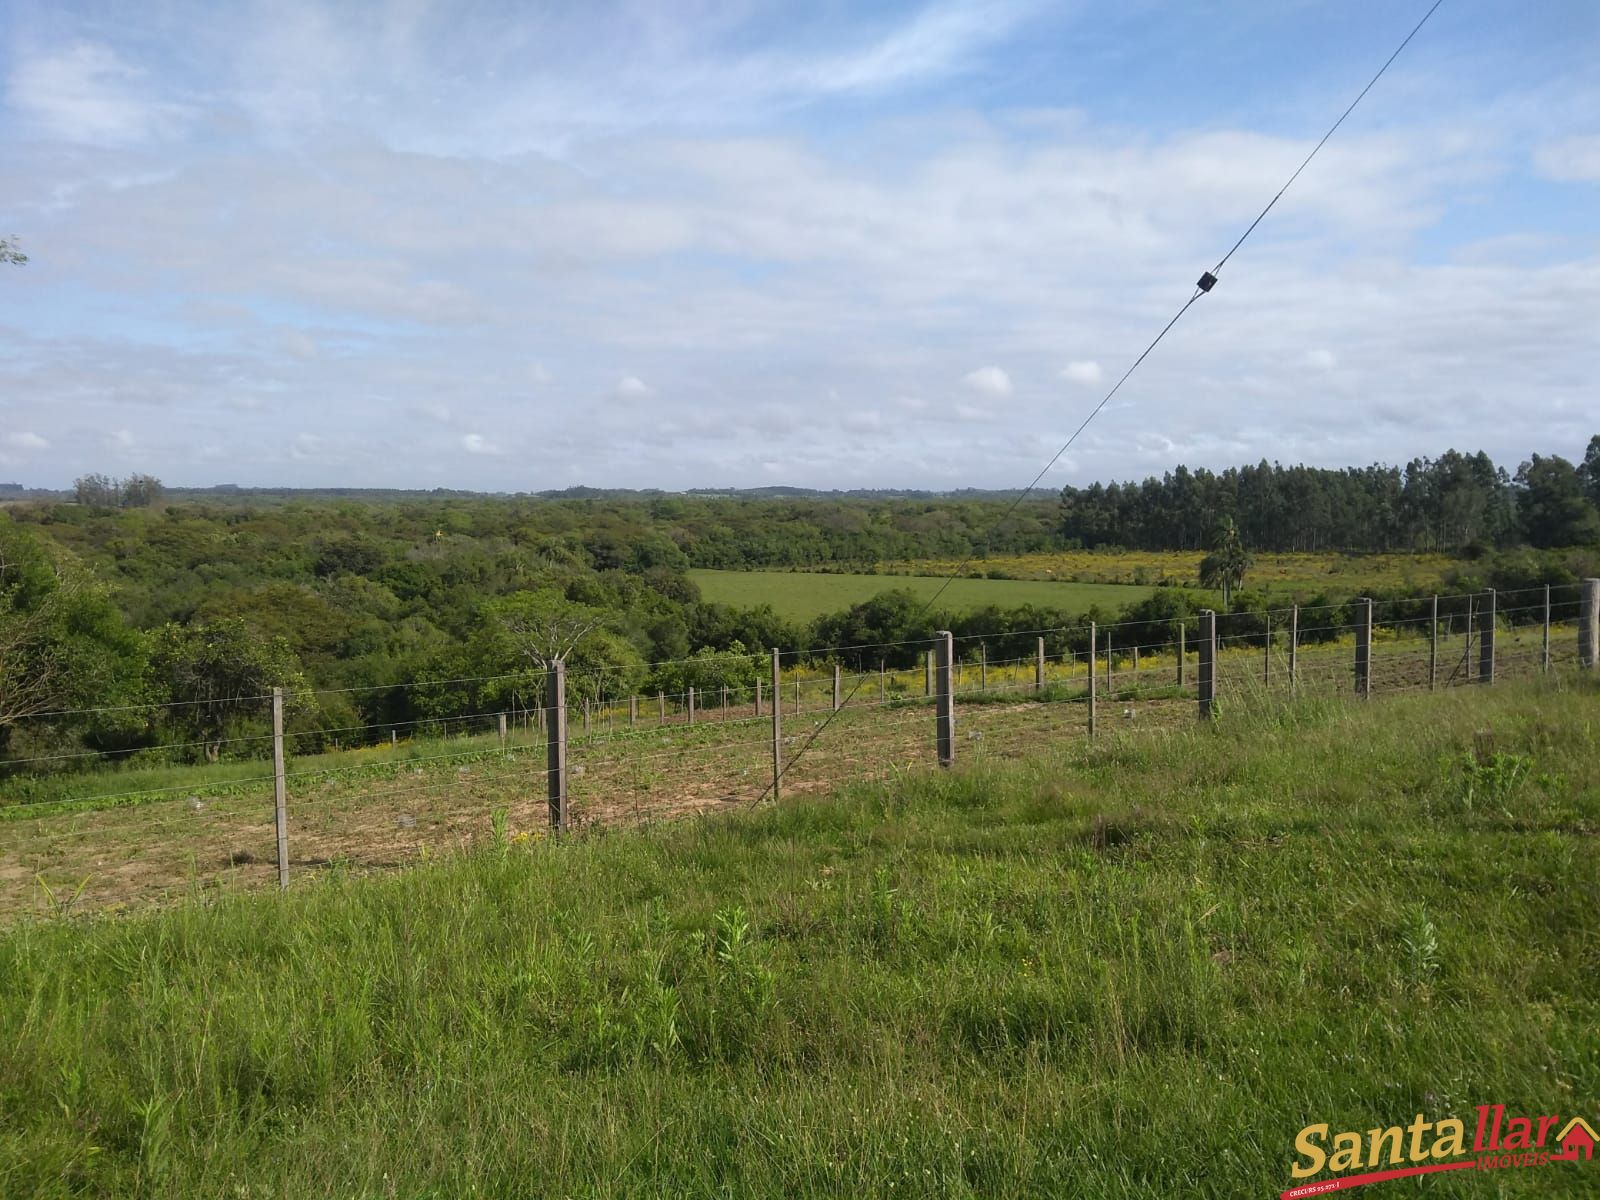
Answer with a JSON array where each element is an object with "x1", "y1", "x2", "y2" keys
[
  {"x1": 1429, "y1": 595, "x2": 1438, "y2": 691},
  {"x1": 832, "y1": 664, "x2": 842, "y2": 712},
  {"x1": 688, "y1": 686, "x2": 696, "y2": 725},
  {"x1": 980, "y1": 643, "x2": 988, "y2": 692},
  {"x1": 755, "y1": 678, "x2": 763, "y2": 717},
  {"x1": 1035, "y1": 636, "x2": 1045, "y2": 694},
  {"x1": 1197, "y1": 611, "x2": 1216, "y2": 720},
  {"x1": 1177, "y1": 622, "x2": 1185, "y2": 687},
  {"x1": 582, "y1": 699, "x2": 590, "y2": 735},
  {"x1": 1289, "y1": 606, "x2": 1299, "y2": 692},
  {"x1": 1478, "y1": 589, "x2": 1496, "y2": 685},
  {"x1": 1088, "y1": 622, "x2": 1098, "y2": 738},
  {"x1": 879, "y1": 661, "x2": 886, "y2": 703},
  {"x1": 630, "y1": 694, "x2": 638, "y2": 726},
  {"x1": 721, "y1": 684, "x2": 728, "y2": 720},
  {"x1": 1580, "y1": 579, "x2": 1600, "y2": 670},
  {"x1": 498, "y1": 711, "x2": 507, "y2": 751},
  {"x1": 658, "y1": 691, "x2": 665, "y2": 725},
  {"x1": 1542, "y1": 584, "x2": 1551, "y2": 673},
  {"x1": 770, "y1": 648, "x2": 782, "y2": 803},
  {"x1": 272, "y1": 687, "x2": 288, "y2": 889},
  {"x1": 925, "y1": 649, "x2": 933, "y2": 697},
  {"x1": 1355, "y1": 597, "x2": 1373, "y2": 698},
  {"x1": 935, "y1": 630, "x2": 955, "y2": 767},
  {"x1": 547, "y1": 660, "x2": 567, "y2": 832}
]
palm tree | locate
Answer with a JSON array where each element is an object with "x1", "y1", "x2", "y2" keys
[{"x1": 1199, "y1": 517, "x2": 1252, "y2": 609}]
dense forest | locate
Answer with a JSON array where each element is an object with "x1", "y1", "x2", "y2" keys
[
  {"x1": 1059, "y1": 442, "x2": 1600, "y2": 552},
  {"x1": 2, "y1": 439, "x2": 1597, "y2": 780}
]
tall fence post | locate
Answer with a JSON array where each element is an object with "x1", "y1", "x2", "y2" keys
[
  {"x1": 832, "y1": 664, "x2": 842, "y2": 712},
  {"x1": 755, "y1": 678, "x2": 763, "y2": 717},
  {"x1": 1177, "y1": 622, "x2": 1185, "y2": 687},
  {"x1": 1289, "y1": 606, "x2": 1299, "y2": 692},
  {"x1": 1132, "y1": 643, "x2": 1140, "y2": 684},
  {"x1": 720, "y1": 685, "x2": 728, "y2": 720},
  {"x1": 980, "y1": 643, "x2": 988, "y2": 692},
  {"x1": 1263, "y1": 616, "x2": 1271, "y2": 685},
  {"x1": 925, "y1": 649, "x2": 933, "y2": 697},
  {"x1": 1105, "y1": 631, "x2": 1113, "y2": 693},
  {"x1": 630, "y1": 694, "x2": 638, "y2": 726},
  {"x1": 1580, "y1": 578, "x2": 1600, "y2": 670},
  {"x1": 657, "y1": 691, "x2": 665, "y2": 725},
  {"x1": 583, "y1": 699, "x2": 590, "y2": 734},
  {"x1": 879, "y1": 661, "x2": 886, "y2": 703},
  {"x1": 1197, "y1": 611, "x2": 1215, "y2": 720},
  {"x1": 498, "y1": 711, "x2": 507, "y2": 751},
  {"x1": 1478, "y1": 589, "x2": 1496, "y2": 685},
  {"x1": 935, "y1": 630, "x2": 955, "y2": 767},
  {"x1": 547, "y1": 660, "x2": 567, "y2": 832},
  {"x1": 688, "y1": 686, "x2": 696, "y2": 725},
  {"x1": 1035, "y1": 636, "x2": 1045, "y2": 694},
  {"x1": 770, "y1": 648, "x2": 782, "y2": 803},
  {"x1": 1088, "y1": 622, "x2": 1098, "y2": 738},
  {"x1": 1542, "y1": 584, "x2": 1552, "y2": 673},
  {"x1": 1355, "y1": 597, "x2": 1373, "y2": 698},
  {"x1": 272, "y1": 686, "x2": 288, "y2": 890},
  {"x1": 1429, "y1": 595, "x2": 1438, "y2": 691}
]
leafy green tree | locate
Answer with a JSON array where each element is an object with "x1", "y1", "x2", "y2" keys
[
  {"x1": 150, "y1": 619, "x2": 308, "y2": 761},
  {"x1": 1199, "y1": 518, "x2": 1252, "y2": 609},
  {"x1": 1515, "y1": 455, "x2": 1600, "y2": 549},
  {"x1": 0, "y1": 236, "x2": 24, "y2": 266}
]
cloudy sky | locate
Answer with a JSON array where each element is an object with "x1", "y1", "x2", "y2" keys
[{"x1": 1, "y1": 0, "x2": 1597, "y2": 491}]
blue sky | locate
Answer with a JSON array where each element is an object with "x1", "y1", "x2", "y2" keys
[{"x1": 1, "y1": 0, "x2": 1597, "y2": 490}]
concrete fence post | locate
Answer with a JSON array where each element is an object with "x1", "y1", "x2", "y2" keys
[
  {"x1": 1177, "y1": 622, "x2": 1185, "y2": 687},
  {"x1": 1542, "y1": 584, "x2": 1552, "y2": 674},
  {"x1": 657, "y1": 691, "x2": 665, "y2": 725},
  {"x1": 498, "y1": 711, "x2": 508, "y2": 751},
  {"x1": 1105, "y1": 631, "x2": 1113, "y2": 693},
  {"x1": 1580, "y1": 578, "x2": 1600, "y2": 669},
  {"x1": 1478, "y1": 589, "x2": 1496, "y2": 685},
  {"x1": 630, "y1": 694, "x2": 638, "y2": 726},
  {"x1": 980, "y1": 643, "x2": 988, "y2": 692},
  {"x1": 546, "y1": 660, "x2": 567, "y2": 832},
  {"x1": 1035, "y1": 636, "x2": 1046, "y2": 694},
  {"x1": 925, "y1": 649, "x2": 933, "y2": 697},
  {"x1": 832, "y1": 664, "x2": 842, "y2": 712},
  {"x1": 688, "y1": 686, "x2": 696, "y2": 725},
  {"x1": 1263, "y1": 615, "x2": 1271, "y2": 685},
  {"x1": 1132, "y1": 643, "x2": 1140, "y2": 683},
  {"x1": 1289, "y1": 606, "x2": 1299, "y2": 692},
  {"x1": 770, "y1": 648, "x2": 783, "y2": 803},
  {"x1": 272, "y1": 687, "x2": 288, "y2": 889},
  {"x1": 1428, "y1": 595, "x2": 1438, "y2": 691},
  {"x1": 1088, "y1": 622, "x2": 1098, "y2": 738},
  {"x1": 1355, "y1": 597, "x2": 1373, "y2": 698},
  {"x1": 935, "y1": 630, "x2": 955, "y2": 767},
  {"x1": 879, "y1": 661, "x2": 886, "y2": 703},
  {"x1": 583, "y1": 699, "x2": 590, "y2": 735},
  {"x1": 755, "y1": 678, "x2": 763, "y2": 717},
  {"x1": 720, "y1": 684, "x2": 728, "y2": 720},
  {"x1": 1197, "y1": 611, "x2": 1216, "y2": 720}
]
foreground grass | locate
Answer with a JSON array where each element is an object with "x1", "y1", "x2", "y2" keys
[
  {"x1": 687, "y1": 567, "x2": 1153, "y2": 621},
  {"x1": 2, "y1": 680, "x2": 1598, "y2": 1198}
]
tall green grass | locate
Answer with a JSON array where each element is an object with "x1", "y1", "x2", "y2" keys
[{"x1": 2, "y1": 679, "x2": 1597, "y2": 1197}]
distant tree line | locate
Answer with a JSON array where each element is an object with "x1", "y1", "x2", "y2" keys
[
  {"x1": 1059, "y1": 440, "x2": 1600, "y2": 553},
  {"x1": 72, "y1": 474, "x2": 165, "y2": 510}
]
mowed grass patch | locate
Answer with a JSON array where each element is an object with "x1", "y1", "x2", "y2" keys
[
  {"x1": 884, "y1": 548, "x2": 1461, "y2": 594},
  {"x1": 1, "y1": 679, "x2": 1598, "y2": 1197},
  {"x1": 688, "y1": 568, "x2": 1153, "y2": 621}
]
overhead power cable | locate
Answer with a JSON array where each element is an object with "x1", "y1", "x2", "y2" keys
[{"x1": 749, "y1": 0, "x2": 1447, "y2": 806}]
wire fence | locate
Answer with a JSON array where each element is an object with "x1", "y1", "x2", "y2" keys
[{"x1": 2, "y1": 583, "x2": 1596, "y2": 917}]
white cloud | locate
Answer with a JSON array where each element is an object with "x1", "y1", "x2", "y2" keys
[
  {"x1": 962, "y1": 366, "x2": 1012, "y2": 397},
  {"x1": 7, "y1": 43, "x2": 191, "y2": 144},
  {"x1": 1061, "y1": 360, "x2": 1103, "y2": 386},
  {"x1": 460, "y1": 433, "x2": 503, "y2": 455},
  {"x1": 1304, "y1": 349, "x2": 1337, "y2": 371},
  {"x1": 615, "y1": 375, "x2": 654, "y2": 399},
  {"x1": 5, "y1": 432, "x2": 50, "y2": 450},
  {"x1": 1533, "y1": 135, "x2": 1600, "y2": 183}
]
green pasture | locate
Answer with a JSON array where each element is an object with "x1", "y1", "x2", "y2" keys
[{"x1": 689, "y1": 568, "x2": 1156, "y2": 621}]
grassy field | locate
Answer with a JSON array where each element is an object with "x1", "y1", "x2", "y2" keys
[
  {"x1": 2, "y1": 675, "x2": 1597, "y2": 1196},
  {"x1": 880, "y1": 548, "x2": 1462, "y2": 594},
  {"x1": 689, "y1": 568, "x2": 1155, "y2": 620}
]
